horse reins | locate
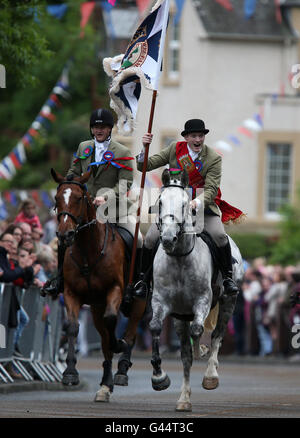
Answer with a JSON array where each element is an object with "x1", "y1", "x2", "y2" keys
[
  {"x1": 157, "y1": 182, "x2": 196, "y2": 257},
  {"x1": 56, "y1": 180, "x2": 96, "y2": 232}
]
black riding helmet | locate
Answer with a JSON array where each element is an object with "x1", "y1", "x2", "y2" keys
[{"x1": 90, "y1": 108, "x2": 114, "y2": 137}]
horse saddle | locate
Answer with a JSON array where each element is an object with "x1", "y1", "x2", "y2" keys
[
  {"x1": 114, "y1": 225, "x2": 134, "y2": 261},
  {"x1": 197, "y1": 230, "x2": 238, "y2": 268}
]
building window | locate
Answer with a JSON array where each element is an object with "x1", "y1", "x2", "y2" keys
[
  {"x1": 168, "y1": 17, "x2": 180, "y2": 81},
  {"x1": 163, "y1": 9, "x2": 180, "y2": 85},
  {"x1": 265, "y1": 142, "x2": 292, "y2": 215}
]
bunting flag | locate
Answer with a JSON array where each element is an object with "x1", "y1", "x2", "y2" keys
[
  {"x1": 0, "y1": 62, "x2": 71, "y2": 180},
  {"x1": 0, "y1": 189, "x2": 57, "y2": 215},
  {"x1": 244, "y1": 0, "x2": 256, "y2": 19},
  {"x1": 103, "y1": 0, "x2": 170, "y2": 135},
  {"x1": 41, "y1": 191, "x2": 55, "y2": 208},
  {"x1": 136, "y1": 0, "x2": 151, "y2": 15},
  {"x1": 238, "y1": 126, "x2": 253, "y2": 138},
  {"x1": 47, "y1": 4, "x2": 68, "y2": 19},
  {"x1": 0, "y1": 196, "x2": 8, "y2": 220},
  {"x1": 214, "y1": 140, "x2": 232, "y2": 152},
  {"x1": 101, "y1": 1, "x2": 116, "y2": 38},
  {"x1": 214, "y1": 0, "x2": 233, "y2": 11},
  {"x1": 274, "y1": 0, "x2": 282, "y2": 24},
  {"x1": 4, "y1": 191, "x2": 18, "y2": 207},
  {"x1": 174, "y1": 0, "x2": 185, "y2": 24},
  {"x1": 80, "y1": 1, "x2": 96, "y2": 38},
  {"x1": 243, "y1": 118, "x2": 262, "y2": 132},
  {"x1": 228, "y1": 135, "x2": 241, "y2": 146},
  {"x1": 254, "y1": 112, "x2": 263, "y2": 128}
]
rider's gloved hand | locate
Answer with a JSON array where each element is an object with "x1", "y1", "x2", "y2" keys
[
  {"x1": 189, "y1": 198, "x2": 201, "y2": 214},
  {"x1": 93, "y1": 196, "x2": 107, "y2": 207}
]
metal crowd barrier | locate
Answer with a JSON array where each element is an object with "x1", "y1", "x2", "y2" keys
[{"x1": 0, "y1": 283, "x2": 64, "y2": 384}]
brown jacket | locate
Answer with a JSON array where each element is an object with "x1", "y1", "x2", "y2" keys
[
  {"x1": 68, "y1": 139, "x2": 134, "y2": 219},
  {"x1": 136, "y1": 141, "x2": 222, "y2": 216}
]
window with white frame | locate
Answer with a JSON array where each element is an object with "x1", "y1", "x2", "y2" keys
[
  {"x1": 265, "y1": 142, "x2": 292, "y2": 216},
  {"x1": 166, "y1": 13, "x2": 180, "y2": 82}
]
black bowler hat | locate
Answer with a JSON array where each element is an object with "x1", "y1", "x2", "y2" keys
[{"x1": 181, "y1": 119, "x2": 209, "y2": 137}]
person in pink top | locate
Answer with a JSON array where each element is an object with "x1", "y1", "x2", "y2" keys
[{"x1": 14, "y1": 199, "x2": 42, "y2": 230}]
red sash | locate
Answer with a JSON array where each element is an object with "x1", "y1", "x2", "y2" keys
[{"x1": 175, "y1": 141, "x2": 244, "y2": 224}]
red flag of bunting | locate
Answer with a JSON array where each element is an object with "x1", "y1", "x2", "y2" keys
[
  {"x1": 9, "y1": 153, "x2": 22, "y2": 170},
  {"x1": 214, "y1": 0, "x2": 233, "y2": 11},
  {"x1": 238, "y1": 126, "x2": 253, "y2": 138},
  {"x1": 80, "y1": 2, "x2": 96, "y2": 38},
  {"x1": 274, "y1": 0, "x2": 282, "y2": 23},
  {"x1": 136, "y1": 0, "x2": 150, "y2": 14}
]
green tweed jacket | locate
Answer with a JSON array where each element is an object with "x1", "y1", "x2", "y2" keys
[
  {"x1": 67, "y1": 139, "x2": 134, "y2": 220},
  {"x1": 136, "y1": 141, "x2": 222, "y2": 216}
]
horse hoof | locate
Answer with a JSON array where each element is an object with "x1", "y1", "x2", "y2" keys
[
  {"x1": 151, "y1": 372, "x2": 171, "y2": 391},
  {"x1": 62, "y1": 373, "x2": 80, "y2": 386},
  {"x1": 202, "y1": 376, "x2": 219, "y2": 390},
  {"x1": 94, "y1": 385, "x2": 110, "y2": 403},
  {"x1": 113, "y1": 373, "x2": 128, "y2": 386},
  {"x1": 176, "y1": 402, "x2": 192, "y2": 412}
]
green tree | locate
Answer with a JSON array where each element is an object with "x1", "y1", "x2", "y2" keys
[
  {"x1": 0, "y1": 0, "x2": 109, "y2": 189},
  {"x1": 269, "y1": 187, "x2": 300, "y2": 266},
  {"x1": 0, "y1": 0, "x2": 51, "y2": 88}
]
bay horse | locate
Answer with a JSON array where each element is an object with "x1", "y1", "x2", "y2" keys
[
  {"x1": 149, "y1": 169, "x2": 244, "y2": 411},
  {"x1": 51, "y1": 168, "x2": 146, "y2": 402}
]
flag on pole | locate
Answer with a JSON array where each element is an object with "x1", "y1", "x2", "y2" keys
[{"x1": 103, "y1": 0, "x2": 170, "y2": 135}]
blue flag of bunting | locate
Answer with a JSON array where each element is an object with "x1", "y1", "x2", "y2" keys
[
  {"x1": 254, "y1": 113, "x2": 263, "y2": 128},
  {"x1": 41, "y1": 191, "x2": 54, "y2": 208},
  {"x1": 103, "y1": 0, "x2": 170, "y2": 135},
  {"x1": 228, "y1": 135, "x2": 241, "y2": 146},
  {"x1": 10, "y1": 191, "x2": 18, "y2": 207},
  {"x1": 174, "y1": 0, "x2": 185, "y2": 24},
  {"x1": 47, "y1": 4, "x2": 68, "y2": 20},
  {"x1": 101, "y1": 1, "x2": 116, "y2": 39},
  {"x1": 244, "y1": 0, "x2": 257, "y2": 19},
  {"x1": 0, "y1": 198, "x2": 8, "y2": 220}
]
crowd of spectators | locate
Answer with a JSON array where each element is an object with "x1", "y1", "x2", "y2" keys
[
  {"x1": 0, "y1": 198, "x2": 58, "y2": 376},
  {"x1": 232, "y1": 257, "x2": 300, "y2": 359}
]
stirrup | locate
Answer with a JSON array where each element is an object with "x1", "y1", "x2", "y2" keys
[{"x1": 133, "y1": 273, "x2": 148, "y2": 299}]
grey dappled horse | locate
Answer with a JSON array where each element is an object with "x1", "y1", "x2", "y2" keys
[{"x1": 149, "y1": 169, "x2": 244, "y2": 412}]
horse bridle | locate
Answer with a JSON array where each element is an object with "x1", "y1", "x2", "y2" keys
[
  {"x1": 55, "y1": 180, "x2": 97, "y2": 239},
  {"x1": 157, "y1": 183, "x2": 189, "y2": 237}
]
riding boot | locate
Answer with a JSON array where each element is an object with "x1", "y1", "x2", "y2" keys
[
  {"x1": 41, "y1": 244, "x2": 65, "y2": 298},
  {"x1": 121, "y1": 246, "x2": 154, "y2": 317},
  {"x1": 133, "y1": 246, "x2": 153, "y2": 299},
  {"x1": 218, "y1": 240, "x2": 239, "y2": 297}
]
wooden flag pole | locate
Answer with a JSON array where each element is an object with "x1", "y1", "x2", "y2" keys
[{"x1": 128, "y1": 89, "x2": 157, "y2": 287}]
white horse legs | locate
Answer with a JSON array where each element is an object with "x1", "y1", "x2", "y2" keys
[
  {"x1": 149, "y1": 303, "x2": 171, "y2": 391},
  {"x1": 174, "y1": 319, "x2": 193, "y2": 412},
  {"x1": 202, "y1": 335, "x2": 221, "y2": 390},
  {"x1": 203, "y1": 294, "x2": 237, "y2": 390}
]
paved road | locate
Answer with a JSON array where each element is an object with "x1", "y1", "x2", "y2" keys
[{"x1": 0, "y1": 355, "x2": 300, "y2": 419}]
